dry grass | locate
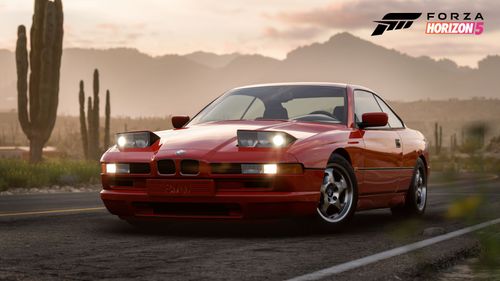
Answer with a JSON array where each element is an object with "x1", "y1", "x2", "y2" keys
[{"x1": 0, "y1": 159, "x2": 100, "y2": 190}]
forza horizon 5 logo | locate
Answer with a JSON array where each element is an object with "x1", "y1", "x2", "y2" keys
[{"x1": 371, "y1": 12, "x2": 484, "y2": 36}]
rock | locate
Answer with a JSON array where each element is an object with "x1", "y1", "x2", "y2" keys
[{"x1": 422, "y1": 227, "x2": 446, "y2": 236}]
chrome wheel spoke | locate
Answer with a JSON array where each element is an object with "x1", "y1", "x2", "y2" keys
[
  {"x1": 320, "y1": 196, "x2": 330, "y2": 214},
  {"x1": 333, "y1": 198, "x2": 341, "y2": 210},
  {"x1": 337, "y1": 178, "x2": 347, "y2": 193}
]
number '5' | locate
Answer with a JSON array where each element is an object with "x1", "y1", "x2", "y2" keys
[{"x1": 475, "y1": 22, "x2": 484, "y2": 35}]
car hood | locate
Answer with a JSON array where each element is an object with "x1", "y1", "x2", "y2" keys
[{"x1": 155, "y1": 120, "x2": 343, "y2": 153}]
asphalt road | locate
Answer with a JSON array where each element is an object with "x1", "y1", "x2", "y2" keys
[{"x1": 0, "y1": 177, "x2": 499, "y2": 281}]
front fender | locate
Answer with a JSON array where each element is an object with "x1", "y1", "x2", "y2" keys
[{"x1": 288, "y1": 130, "x2": 364, "y2": 169}]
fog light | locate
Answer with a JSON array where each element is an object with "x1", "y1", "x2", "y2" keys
[
  {"x1": 263, "y1": 164, "x2": 277, "y2": 174},
  {"x1": 106, "y1": 163, "x2": 130, "y2": 174},
  {"x1": 241, "y1": 164, "x2": 277, "y2": 174},
  {"x1": 106, "y1": 164, "x2": 116, "y2": 174}
]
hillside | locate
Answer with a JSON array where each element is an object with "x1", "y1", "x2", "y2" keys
[
  {"x1": 0, "y1": 33, "x2": 499, "y2": 117},
  {"x1": 0, "y1": 99, "x2": 499, "y2": 158}
]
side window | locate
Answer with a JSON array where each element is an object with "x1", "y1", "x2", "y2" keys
[
  {"x1": 353, "y1": 90, "x2": 384, "y2": 125},
  {"x1": 374, "y1": 96, "x2": 404, "y2": 128}
]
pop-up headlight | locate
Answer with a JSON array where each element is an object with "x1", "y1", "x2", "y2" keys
[
  {"x1": 115, "y1": 131, "x2": 160, "y2": 149},
  {"x1": 237, "y1": 130, "x2": 296, "y2": 148}
]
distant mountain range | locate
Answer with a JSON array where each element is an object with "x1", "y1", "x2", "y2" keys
[{"x1": 1, "y1": 32, "x2": 499, "y2": 117}]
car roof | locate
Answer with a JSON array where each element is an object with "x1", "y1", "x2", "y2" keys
[
  {"x1": 233, "y1": 82, "x2": 348, "y2": 89},
  {"x1": 232, "y1": 82, "x2": 375, "y2": 93}
]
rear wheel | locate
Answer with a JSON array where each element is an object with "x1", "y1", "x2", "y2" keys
[
  {"x1": 316, "y1": 154, "x2": 358, "y2": 226},
  {"x1": 391, "y1": 158, "x2": 427, "y2": 216}
]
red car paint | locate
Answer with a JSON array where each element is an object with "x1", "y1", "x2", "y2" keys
[{"x1": 100, "y1": 83, "x2": 429, "y2": 221}]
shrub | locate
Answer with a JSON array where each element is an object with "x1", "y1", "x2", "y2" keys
[{"x1": 0, "y1": 159, "x2": 100, "y2": 189}]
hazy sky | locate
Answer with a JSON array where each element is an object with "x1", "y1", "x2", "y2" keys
[{"x1": 0, "y1": 0, "x2": 499, "y2": 67}]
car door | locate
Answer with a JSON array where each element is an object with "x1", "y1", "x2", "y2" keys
[
  {"x1": 373, "y1": 94, "x2": 415, "y2": 193},
  {"x1": 354, "y1": 90, "x2": 403, "y2": 195}
]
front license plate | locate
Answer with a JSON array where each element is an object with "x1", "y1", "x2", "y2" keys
[{"x1": 146, "y1": 179, "x2": 215, "y2": 197}]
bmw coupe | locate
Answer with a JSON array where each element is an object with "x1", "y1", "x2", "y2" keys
[{"x1": 100, "y1": 83, "x2": 429, "y2": 226}]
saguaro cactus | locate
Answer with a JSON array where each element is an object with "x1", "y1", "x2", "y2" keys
[
  {"x1": 86, "y1": 96, "x2": 94, "y2": 159},
  {"x1": 16, "y1": 0, "x2": 64, "y2": 163},
  {"x1": 434, "y1": 122, "x2": 443, "y2": 155},
  {"x1": 91, "y1": 69, "x2": 100, "y2": 159},
  {"x1": 104, "y1": 90, "x2": 111, "y2": 150},
  {"x1": 78, "y1": 69, "x2": 111, "y2": 160},
  {"x1": 78, "y1": 80, "x2": 88, "y2": 158}
]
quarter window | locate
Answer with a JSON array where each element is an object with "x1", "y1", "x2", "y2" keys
[
  {"x1": 354, "y1": 90, "x2": 385, "y2": 126},
  {"x1": 374, "y1": 96, "x2": 404, "y2": 128}
]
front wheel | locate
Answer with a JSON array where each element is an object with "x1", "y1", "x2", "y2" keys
[{"x1": 316, "y1": 154, "x2": 358, "y2": 226}]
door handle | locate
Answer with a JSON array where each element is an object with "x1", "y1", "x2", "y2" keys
[{"x1": 395, "y1": 139, "x2": 401, "y2": 148}]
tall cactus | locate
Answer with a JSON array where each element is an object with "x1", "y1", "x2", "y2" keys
[
  {"x1": 78, "y1": 80, "x2": 88, "y2": 158},
  {"x1": 104, "y1": 90, "x2": 111, "y2": 150},
  {"x1": 434, "y1": 122, "x2": 443, "y2": 155},
  {"x1": 91, "y1": 69, "x2": 100, "y2": 159},
  {"x1": 87, "y1": 96, "x2": 94, "y2": 159},
  {"x1": 16, "y1": 0, "x2": 64, "y2": 163},
  {"x1": 78, "y1": 69, "x2": 111, "y2": 160}
]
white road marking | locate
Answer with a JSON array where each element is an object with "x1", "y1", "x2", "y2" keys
[
  {"x1": 0, "y1": 207, "x2": 106, "y2": 217},
  {"x1": 286, "y1": 217, "x2": 500, "y2": 281}
]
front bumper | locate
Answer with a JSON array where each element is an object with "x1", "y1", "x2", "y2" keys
[{"x1": 100, "y1": 170, "x2": 322, "y2": 220}]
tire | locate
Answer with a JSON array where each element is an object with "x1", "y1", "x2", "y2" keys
[
  {"x1": 316, "y1": 154, "x2": 358, "y2": 227},
  {"x1": 391, "y1": 158, "x2": 427, "y2": 216}
]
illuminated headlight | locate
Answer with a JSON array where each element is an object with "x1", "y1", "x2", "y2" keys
[
  {"x1": 105, "y1": 163, "x2": 130, "y2": 174},
  {"x1": 116, "y1": 131, "x2": 160, "y2": 149},
  {"x1": 237, "y1": 130, "x2": 296, "y2": 148},
  {"x1": 242, "y1": 164, "x2": 278, "y2": 174}
]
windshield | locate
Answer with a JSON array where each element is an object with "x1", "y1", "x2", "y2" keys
[{"x1": 189, "y1": 85, "x2": 347, "y2": 125}]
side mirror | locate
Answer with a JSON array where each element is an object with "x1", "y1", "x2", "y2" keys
[
  {"x1": 360, "y1": 112, "x2": 388, "y2": 128},
  {"x1": 172, "y1": 116, "x2": 190, "y2": 129}
]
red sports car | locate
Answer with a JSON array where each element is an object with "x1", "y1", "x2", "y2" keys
[{"x1": 100, "y1": 83, "x2": 429, "y2": 226}]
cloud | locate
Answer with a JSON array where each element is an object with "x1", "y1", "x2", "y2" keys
[
  {"x1": 94, "y1": 22, "x2": 147, "y2": 43},
  {"x1": 263, "y1": 26, "x2": 322, "y2": 40},
  {"x1": 270, "y1": 0, "x2": 500, "y2": 30}
]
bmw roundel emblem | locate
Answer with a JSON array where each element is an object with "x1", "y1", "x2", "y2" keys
[{"x1": 175, "y1": 149, "x2": 186, "y2": 156}]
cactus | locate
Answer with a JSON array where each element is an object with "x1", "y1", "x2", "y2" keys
[
  {"x1": 434, "y1": 123, "x2": 438, "y2": 153},
  {"x1": 91, "y1": 69, "x2": 100, "y2": 159},
  {"x1": 439, "y1": 125, "x2": 443, "y2": 152},
  {"x1": 434, "y1": 122, "x2": 443, "y2": 155},
  {"x1": 78, "y1": 80, "x2": 88, "y2": 158},
  {"x1": 86, "y1": 96, "x2": 94, "y2": 159},
  {"x1": 450, "y1": 133, "x2": 458, "y2": 154},
  {"x1": 16, "y1": 0, "x2": 64, "y2": 163},
  {"x1": 78, "y1": 69, "x2": 111, "y2": 160},
  {"x1": 104, "y1": 90, "x2": 111, "y2": 150}
]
